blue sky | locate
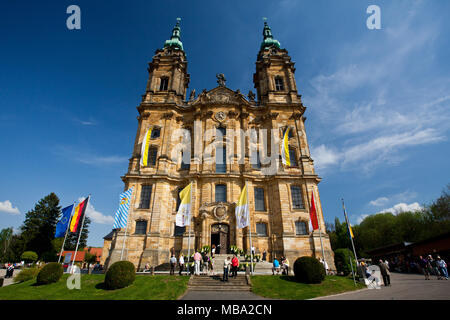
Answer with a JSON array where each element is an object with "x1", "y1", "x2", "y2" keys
[{"x1": 1, "y1": 0, "x2": 449, "y2": 247}]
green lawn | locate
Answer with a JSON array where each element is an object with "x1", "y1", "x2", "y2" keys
[
  {"x1": 0, "y1": 274, "x2": 189, "y2": 300},
  {"x1": 251, "y1": 275, "x2": 366, "y2": 300}
]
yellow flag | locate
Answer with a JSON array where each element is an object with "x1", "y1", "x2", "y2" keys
[
  {"x1": 235, "y1": 184, "x2": 249, "y2": 229},
  {"x1": 176, "y1": 183, "x2": 192, "y2": 227},
  {"x1": 140, "y1": 128, "x2": 152, "y2": 167},
  {"x1": 281, "y1": 127, "x2": 290, "y2": 166}
]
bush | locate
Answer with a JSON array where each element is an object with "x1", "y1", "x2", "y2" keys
[
  {"x1": 293, "y1": 256, "x2": 326, "y2": 284},
  {"x1": 14, "y1": 267, "x2": 41, "y2": 283},
  {"x1": 104, "y1": 261, "x2": 136, "y2": 290},
  {"x1": 21, "y1": 251, "x2": 38, "y2": 264},
  {"x1": 36, "y1": 262, "x2": 64, "y2": 285},
  {"x1": 334, "y1": 248, "x2": 356, "y2": 276}
]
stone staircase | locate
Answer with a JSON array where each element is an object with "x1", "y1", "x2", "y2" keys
[
  {"x1": 188, "y1": 274, "x2": 251, "y2": 291},
  {"x1": 210, "y1": 254, "x2": 275, "y2": 274}
]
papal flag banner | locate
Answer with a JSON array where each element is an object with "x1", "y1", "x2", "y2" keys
[
  {"x1": 55, "y1": 204, "x2": 74, "y2": 238},
  {"x1": 140, "y1": 127, "x2": 152, "y2": 167},
  {"x1": 113, "y1": 187, "x2": 134, "y2": 229},
  {"x1": 309, "y1": 191, "x2": 319, "y2": 232},
  {"x1": 176, "y1": 183, "x2": 192, "y2": 227},
  {"x1": 70, "y1": 196, "x2": 89, "y2": 233},
  {"x1": 235, "y1": 184, "x2": 250, "y2": 229},
  {"x1": 281, "y1": 127, "x2": 290, "y2": 166}
]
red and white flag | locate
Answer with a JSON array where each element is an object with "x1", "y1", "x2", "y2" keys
[{"x1": 309, "y1": 191, "x2": 319, "y2": 232}]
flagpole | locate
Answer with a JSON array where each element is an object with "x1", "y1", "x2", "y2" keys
[
  {"x1": 313, "y1": 190, "x2": 326, "y2": 269},
  {"x1": 246, "y1": 181, "x2": 254, "y2": 275},
  {"x1": 71, "y1": 195, "x2": 90, "y2": 274},
  {"x1": 120, "y1": 214, "x2": 130, "y2": 261},
  {"x1": 186, "y1": 182, "x2": 193, "y2": 275},
  {"x1": 58, "y1": 202, "x2": 75, "y2": 264},
  {"x1": 342, "y1": 198, "x2": 359, "y2": 266}
]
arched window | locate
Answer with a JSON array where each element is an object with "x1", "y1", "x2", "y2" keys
[
  {"x1": 159, "y1": 77, "x2": 169, "y2": 91},
  {"x1": 290, "y1": 185, "x2": 304, "y2": 209},
  {"x1": 138, "y1": 185, "x2": 152, "y2": 209},
  {"x1": 215, "y1": 184, "x2": 227, "y2": 202},
  {"x1": 147, "y1": 146, "x2": 158, "y2": 166},
  {"x1": 275, "y1": 76, "x2": 284, "y2": 91},
  {"x1": 288, "y1": 147, "x2": 298, "y2": 167},
  {"x1": 216, "y1": 127, "x2": 226, "y2": 139},
  {"x1": 180, "y1": 151, "x2": 190, "y2": 170},
  {"x1": 252, "y1": 150, "x2": 261, "y2": 169},
  {"x1": 151, "y1": 127, "x2": 161, "y2": 139},
  {"x1": 174, "y1": 223, "x2": 185, "y2": 236},
  {"x1": 216, "y1": 146, "x2": 226, "y2": 173},
  {"x1": 256, "y1": 223, "x2": 268, "y2": 236},
  {"x1": 135, "y1": 220, "x2": 148, "y2": 234},
  {"x1": 254, "y1": 187, "x2": 266, "y2": 211},
  {"x1": 175, "y1": 187, "x2": 184, "y2": 211},
  {"x1": 295, "y1": 221, "x2": 308, "y2": 235}
]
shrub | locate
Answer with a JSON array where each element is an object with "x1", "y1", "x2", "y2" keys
[
  {"x1": 14, "y1": 267, "x2": 41, "y2": 283},
  {"x1": 104, "y1": 261, "x2": 136, "y2": 290},
  {"x1": 293, "y1": 256, "x2": 326, "y2": 284},
  {"x1": 21, "y1": 251, "x2": 38, "y2": 264},
  {"x1": 334, "y1": 248, "x2": 356, "y2": 276},
  {"x1": 36, "y1": 262, "x2": 64, "y2": 285}
]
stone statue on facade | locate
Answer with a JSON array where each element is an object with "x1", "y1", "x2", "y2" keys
[
  {"x1": 216, "y1": 73, "x2": 226, "y2": 87},
  {"x1": 248, "y1": 90, "x2": 255, "y2": 101},
  {"x1": 189, "y1": 89, "x2": 196, "y2": 101}
]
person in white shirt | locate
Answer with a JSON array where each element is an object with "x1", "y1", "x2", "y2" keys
[
  {"x1": 223, "y1": 257, "x2": 231, "y2": 282},
  {"x1": 179, "y1": 254, "x2": 185, "y2": 275}
]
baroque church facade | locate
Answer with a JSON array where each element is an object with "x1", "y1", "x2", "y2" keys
[{"x1": 101, "y1": 19, "x2": 335, "y2": 270}]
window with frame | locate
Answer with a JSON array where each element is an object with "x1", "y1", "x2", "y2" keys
[
  {"x1": 275, "y1": 77, "x2": 284, "y2": 91},
  {"x1": 295, "y1": 221, "x2": 308, "y2": 235},
  {"x1": 159, "y1": 77, "x2": 169, "y2": 91},
  {"x1": 256, "y1": 223, "x2": 268, "y2": 236},
  {"x1": 254, "y1": 187, "x2": 266, "y2": 211},
  {"x1": 180, "y1": 151, "x2": 190, "y2": 170},
  {"x1": 175, "y1": 187, "x2": 183, "y2": 211},
  {"x1": 216, "y1": 146, "x2": 226, "y2": 173},
  {"x1": 139, "y1": 185, "x2": 152, "y2": 209},
  {"x1": 291, "y1": 185, "x2": 304, "y2": 209},
  {"x1": 216, "y1": 127, "x2": 226, "y2": 139},
  {"x1": 147, "y1": 146, "x2": 158, "y2": 166},
  {"x1": 174, "y1": 223, "x2": 185, "y2": 236},
  {"x1": 252, "y1": 150, "x2": 261, "y2": 169},
  {"x1": 288, "y1": 147, "x2": 298, "y2": 167},
  {"x1": 215, "y1": 184, "x2": 227, "y2": 203},
  {"x1": 135, "y1": 220, "x2": 148, "y2": 235},
  {"x1": 151, "y1": 127, "x2": 161, "y2": 139}
]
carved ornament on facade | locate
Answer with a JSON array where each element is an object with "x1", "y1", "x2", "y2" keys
[{"x1": 198, "y1": 202, "x2": 236, "y2": 222}]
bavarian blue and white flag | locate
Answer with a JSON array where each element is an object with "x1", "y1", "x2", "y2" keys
[
  {"x1": 55, "y1": 204, "x2": 74, "y2": 238},
  {"x1": 113, "y1": 187, "x2": 134, "y2": 229}
]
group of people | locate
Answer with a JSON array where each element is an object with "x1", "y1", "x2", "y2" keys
[
  {"x1": 418, "y1": 255, "x2": 448, "y2": 280},
  {"x1": 272, "y1": 256, "x2": 289, "y2": 275}
]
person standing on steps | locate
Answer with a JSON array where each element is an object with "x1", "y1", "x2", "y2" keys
[
  {"x1": 194, "y1": 251, "x2": 202, "y2": 276},
  {"x1": 211, "y1": 245, "x2": 216, "y2": 258},
  {"x1": 223, "y1": 256, "x2": 231, "y2": 282},
  {"x1": 262, "y1": 249, "x2": 267, "y2": 261},
  {"x1": 231, "y1": 255, "x2": 239, "y2": 278}
]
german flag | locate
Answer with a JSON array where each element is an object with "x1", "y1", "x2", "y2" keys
[{"x1": 70, "y1": 196, "x2": 89, "y2": 233}]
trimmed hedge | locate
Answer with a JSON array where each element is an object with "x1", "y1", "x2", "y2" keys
[
  {"x1": 293, "y1": 256, "x2": 326, "y2": 284},
  {"x1": 21, "y1": 251, "x2": 38, "y2": 263},
  {"x1": 36, "y1": 262, "x2": 63, "y2": 285},
  {"x1": 104, "y1": 261, "x2": 136, "y2": 290}
]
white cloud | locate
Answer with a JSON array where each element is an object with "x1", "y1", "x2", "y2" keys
[
  {"x1": 380, "y1": 202, "x2": 423, "y2": 215},
  {"x1": 0, "y1": 200, "x2": 20, "y2": 215},
  {"x1": 78, "y1": 198, "x2": 114, "y2": 225},
  {"x1": 77, "y1": 155, "x2": 128, "y2": 165},
  {"x1": 369, "y1": 197, "x2": 389, "y2": 207},
  {"x1": 53, "y1": 146, "x2": 128, "y2": 166},
  {"x1": 357, "y1": 214, "x2": 369, "y2": 224},
  {"x1": 310, "y1": 144, "x2": 341, "y2": 170}
]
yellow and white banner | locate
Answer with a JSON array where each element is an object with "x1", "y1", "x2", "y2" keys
[
  {"x1": 176, "y1": 183, "x2": 192, "y2": 227},
  {"x1": 281, "y1": 127, "x2": 290, "y2": 166},
  {"x1": 140, "y1": 128, "x2": 152, "y2": 167},
  {"x1": 235, "y1": 184, "x2": 249, "y2": 229}
]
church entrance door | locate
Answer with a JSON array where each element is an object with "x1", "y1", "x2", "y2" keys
[{"x1": 211, "y1": 223, "x2": 229, "y2": 254}]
